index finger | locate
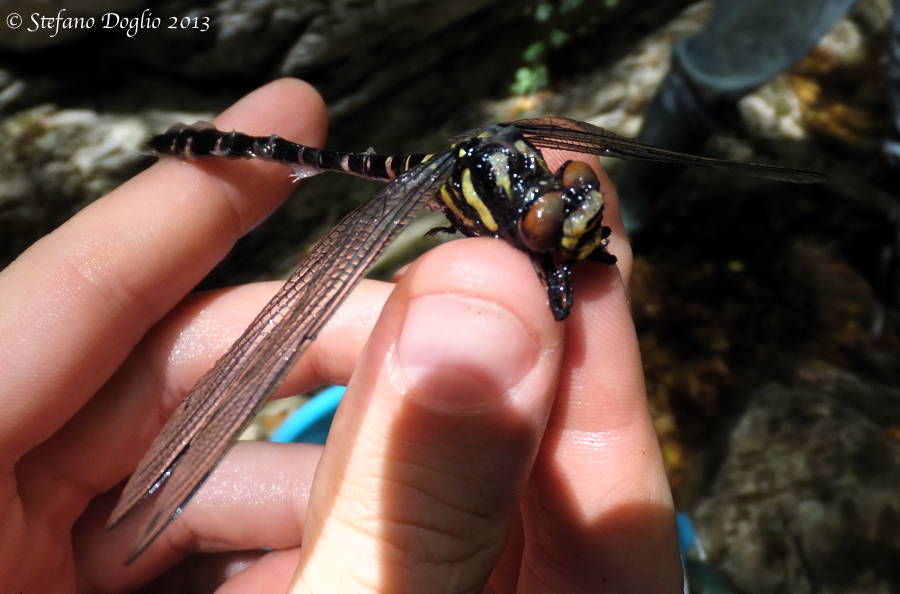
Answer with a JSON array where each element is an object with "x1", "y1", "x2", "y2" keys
[
  {"x1": 0, "y1": 78, "x2": 327, "y2": 464},
  {"x1": 517, "y1": 149, "x2": 682, "y2": 591}
]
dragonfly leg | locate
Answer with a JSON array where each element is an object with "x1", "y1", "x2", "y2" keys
[
  {"x1": 425, "y1": 225, "x2": 459, "y2": 237},
  {"x1": 531, "y1": 254, "x2": 573, "y2": 321}
]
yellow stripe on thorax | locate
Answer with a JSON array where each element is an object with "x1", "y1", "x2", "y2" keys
[
  {"x1": 487, "y1": 152, "x2": 511, "y2": 199},
  {"x1": 461, "y1": 168, "x2": 498, "y2": 232},
  {"x1": 440, "y1": 185, "x2": 474, "y2": 228}
]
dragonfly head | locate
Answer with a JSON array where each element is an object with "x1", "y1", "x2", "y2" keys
[
  {"x1": 446, "y1": 127, "x2": 617, "y2": 321},
  {"x1": 518, "y1": 160, "x2": 613, "y2": 264}
]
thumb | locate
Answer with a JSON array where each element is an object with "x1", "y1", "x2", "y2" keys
[{"x1": 289, "y1": 238, "x2": 565, "y2": 592}]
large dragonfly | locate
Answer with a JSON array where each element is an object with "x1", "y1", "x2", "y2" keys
[{"x1": 107, "y1": 116, "x2": 826, "y2": 560}]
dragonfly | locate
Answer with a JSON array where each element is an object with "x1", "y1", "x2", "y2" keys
[{"x1": 106, "y1": 116, "x2": 826, "y2": 561}]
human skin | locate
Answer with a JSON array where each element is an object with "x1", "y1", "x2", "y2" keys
[{"x1": 0, "y1": 78, "x2": 682, "y2": 593}]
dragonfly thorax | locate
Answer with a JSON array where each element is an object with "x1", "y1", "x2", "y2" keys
[{"x1": 436, "y1": 125, "x2": 549, "y2": 240}]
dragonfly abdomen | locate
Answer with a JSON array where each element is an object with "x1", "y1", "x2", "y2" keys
[{"x1": 148, "y1": 121, "x2": 433, "y2": 182}]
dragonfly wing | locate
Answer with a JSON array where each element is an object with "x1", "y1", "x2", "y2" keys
[
  {"x1": 509, "y1": 116, "x2": 827, "y2": 184},
  {"x1": 108, "y1": 151, "x2": 455, "y2": 561}
]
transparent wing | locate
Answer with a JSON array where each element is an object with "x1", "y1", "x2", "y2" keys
[
  {"x1": 107, "y1": 151, "x2": 455, "y2": 561},
  {"x1": 508, "y1": 116, "x2": 827, "y2": 184}
]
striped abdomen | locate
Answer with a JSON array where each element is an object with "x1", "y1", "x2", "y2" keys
[{"x1": 149, "y1": 121, "x2": 434, "y2": 182}]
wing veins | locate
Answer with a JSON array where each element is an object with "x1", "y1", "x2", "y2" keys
[
  {"x1": 509, "y1": 116, "x2": 827, "y2": 184},
  {"x1": 109, "y1": 153, "x2": 454, "y2": 559}
]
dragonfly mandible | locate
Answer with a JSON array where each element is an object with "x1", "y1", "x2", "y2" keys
[{"x1": 106, "y1": 116, "x2": 826, "y2": 561}]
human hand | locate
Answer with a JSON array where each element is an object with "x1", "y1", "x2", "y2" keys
[{"x1": 0, "y1": 78, "x2": 682, "y2": 593}]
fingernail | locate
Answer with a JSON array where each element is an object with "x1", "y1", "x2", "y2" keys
[{"x1": 397, "y1": 294, "x2": 539, "y2": 411}]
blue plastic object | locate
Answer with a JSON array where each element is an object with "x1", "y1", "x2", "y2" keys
[
  {"x1": 676, "y1": 512, "x2": 698, "y2": 556},
  {"x1": 270, "y1": 385, "x2": 345, "y2": 444}
]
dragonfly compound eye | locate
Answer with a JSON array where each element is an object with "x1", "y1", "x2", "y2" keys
[
  {"x1": 518, "y1": 190, "x2": 565, "y2": 253},
  {"x1": 560, "y1": 160, "x2": 599, "y2": 190}
]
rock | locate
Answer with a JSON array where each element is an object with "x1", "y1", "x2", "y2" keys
[
  {"x1": 0, "y1": 104, "x2": 195, "y2": 262},
  {"x1": 694, "y1": 380, "x2": 900, "y2": 593}
]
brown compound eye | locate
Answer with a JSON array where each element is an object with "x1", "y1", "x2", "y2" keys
[
  {"x1": 561, "y1": 160, "x2": 599, "y2": 190},
  {"x1": 518, "y1": 190, "x2": 565, "y2": 252}
]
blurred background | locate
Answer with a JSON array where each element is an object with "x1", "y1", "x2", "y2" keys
[{"x1": 2, "y1": 1, "x2": 898, "y2": 591}]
